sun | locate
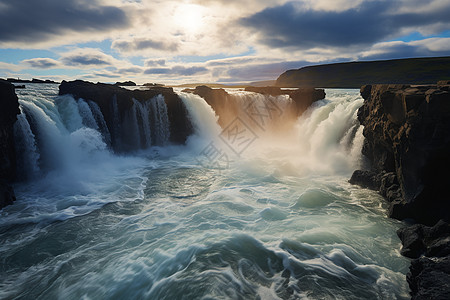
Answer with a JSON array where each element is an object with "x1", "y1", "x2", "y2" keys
[{"x1": 174, "y1": 4, "x2": 206, "y2": 34}]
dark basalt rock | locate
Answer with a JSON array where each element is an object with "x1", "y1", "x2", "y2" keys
[
  {"x1": 348, "y1": 170, "x2": 381, "y2": 190},
  {"x1": 59, "y1": 80, "x2": 193, "y2": 150},
  {"x1": 352, "y1": 83, "x2": 450, "y2": 225},
  {"x1": 0, "y1": 80, "x2": 20, "y2": 209},
  {"x1": 397, "y1": 220, "x2": 450, "y2": 299},
  {"x1": 350, "y1": 81, "x2": 450, "y2": 298},
  {"x1": 114, "y1": 81, "x2": 136, "y2": 86},
  {"x1": 398, "y1": 220, "x2": 450, "y2": 259},
  {"x1": 0, "y1": 180, "x2": 16, "y2": 208},
  {"x1": 408, "y1": 256, "x2": 450, "y2": 300}
]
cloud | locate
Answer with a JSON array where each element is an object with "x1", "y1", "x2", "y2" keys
[
  {"x1": 360, "y1": 38, "x2": 450, "y2": 60},
  {"x1": 0, "y1": 61, "x2": 21, "y2": 72},
  {"x1": 112, "y1": 37, "x2": 179, "y2": 53},
  {"x1": 240, "y1": 0, "x2": 450, "y2": 49},
  {"x1": 206, "y1": 57, "x2": 259, "y2": 67},
  {"x1": 144, "y1": 59, "x2": 166, "y2": 67},
  {"x1": 60, "y1": 49, "x2": 115, "y2": 67},
  {"x1": 22, "y1": 58, "x2": 60, "y2": 69},
  {"x1": 144, "y1": 65, "x2": 208, "y2": 76},
  {"x1": 0, "y1": 0, "x2": 130, "y2": 47},
  {"x1": 117, "y1": 67, "x2": 144, "y2": 74}
]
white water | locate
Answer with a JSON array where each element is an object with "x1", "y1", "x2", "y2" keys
[{"x1": 0, "y1": 85, "x2": 409, "y2": 299}]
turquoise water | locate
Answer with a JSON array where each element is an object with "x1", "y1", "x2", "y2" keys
[{"x1": 0, "y1": 85, "x2": 409, "y2": 299}]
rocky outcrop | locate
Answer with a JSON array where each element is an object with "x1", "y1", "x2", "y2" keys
[
  {"x1": 183, "y1": 85, "x2": 325, "y2": 127},
  {"x1": 350, "y1": 82, "x2": 450, "y2": 298},
  {"x1": 114, "y1": 81, "x2": 136, "y2": 86},
  {"x1": 397, "y1": 221, "x2": 450, "y2": 299},
  {"x1": 0, "y1": 80, "x2": 20, "y2": 209},
  {"x1": 351, "y1": 83, "x2": 450, "y2": 225},
  {"x1": 59, "y1": 80, "x2": 193, "y2": 151}
]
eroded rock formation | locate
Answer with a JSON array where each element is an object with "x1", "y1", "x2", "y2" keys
[
  {"x1": 351, "y1": 82, "x2": 450, "y2": 225},
  {"x1": 0, "y1": 80, "x2": 20, "y2": 209},
  {"x1": 350, "y1": 81, "x2": 450, "y2": 299},
  {"x1": 59, "y1": 80, "x2": 193, "y2": 151}
]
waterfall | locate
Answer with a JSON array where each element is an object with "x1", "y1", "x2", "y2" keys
[
  {"x1": 150, "y1": 95, "x2": 170, "y2": 145},
  {"x1": 13, "y1": 88, "x2": 364, "y2": 179},
  {"x1": 293, "y1": 91, "x2": 365, "y2": 174},
  {"x1": 88, "y1": 101, "x2": 111, "y2": 147},
  {"x1": 178, "y1": 92, "x2": 221, "y2": 141},
  {"x1": 179, "y1": 89, "x2": 365, "y2": 175},
  {"x1": 121, "y1": 102, "x2": 141, "y2": 151},
  {"x1": 133, "y1": 98, "x2": 152, "y2": 148},
  {"x1": 77, "y1": 99, "x2": 99, "y2": 130},
  {"x1": 13, "y1": 108, "x2": 40, "y2": 179},
  {"x1": 14, "y1": 94, "x2": 111, "y2": 178}
]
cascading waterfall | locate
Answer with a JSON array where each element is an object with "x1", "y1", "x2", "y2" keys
[
  {"x1": 13, "y1": 108, "x2": 40, "y2": 179},
  {"x1": 150, "y1": 94, "x2": 170, "y2": 145},
  {"x1": 120, "y1": 95, "x2": 171, "y2": 150},
  {"x1": 292, "y1": 93, "x2": 366, "y2": 174},
  {"x1": 229, "y1": 91, "x2": 294, "y2": 130},
  {"x1": 13, "y1": 90, "x2": 174, "y2": 177},
  {"x1": 1, "y1": 86, "x2": 410, "y2": 300},
  {"x1": 77, "y1": 99, "x2": 99, "y2": 130},
  {"x1": 133, "y1": 98, "x2": 152, "y2": 148},
  {"x1": 87, "y1": 100, "x2": 111, "y2": 146}
]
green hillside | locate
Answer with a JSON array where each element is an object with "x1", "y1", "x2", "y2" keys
[{"x1": 276, "y1": 57, "x2": 450, "y2": 88}]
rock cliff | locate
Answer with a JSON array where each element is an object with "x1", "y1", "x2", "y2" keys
[
  {"x1": 350, "y1": 81, "x2": 450, "y2": 298},
  {"x1": 59, "y1": 80, "x2": 193, "y2": 151},
  {"x1": 0, "y1": 80, "x2": 20, "y2": 209},
  {"x1": 351, "y1": 82, "x2": 450, "y2": 224}
]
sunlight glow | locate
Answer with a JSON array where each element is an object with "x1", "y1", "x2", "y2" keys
[{"x1": 174, "y1": 4, "x2": 206, "y2": 34}]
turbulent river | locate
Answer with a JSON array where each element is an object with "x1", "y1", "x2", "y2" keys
[{"x1": 0, "y1": 84, "x2": 409, "y2": 299}]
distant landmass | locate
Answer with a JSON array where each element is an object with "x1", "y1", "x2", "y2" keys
[
  {"x1": 276, "y1": 57, "x2": 450, "y2": 88},
  {"x1": 2, "y1": 78, "x2": 59, "y2": 84}
]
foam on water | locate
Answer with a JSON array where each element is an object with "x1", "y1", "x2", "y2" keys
[{"x1": 0, "y1": 86, "x2": 409, "y2": 299}]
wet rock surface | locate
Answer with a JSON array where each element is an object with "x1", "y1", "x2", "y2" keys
[
  {"x1": 59, "y1": 80, "x2": 193, "y2": 149},
  {"x1": 350, "y1": 82, "x2": 450, "y2": 299},
  {"x1": 0, "y1": 80, "x2": 20, "y2": 209}
]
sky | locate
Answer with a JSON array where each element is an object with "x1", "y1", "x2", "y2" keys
[{"x1": 0, "y1": 0, "x2": 449, "y2": 85}]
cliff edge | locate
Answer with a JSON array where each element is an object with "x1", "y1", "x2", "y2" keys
[
  {"x1": 0, "y1": 80, "x2": 20, "y2": 209},
  {"x1": 349, "y1": 81, "x2": 450, "y2": 299},
  {"x1": 59, "y1": 80, "x2": 193, "y2": 151}
]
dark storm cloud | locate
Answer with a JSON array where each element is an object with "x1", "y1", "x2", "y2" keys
[
  {"x1": 22, "y1": 58, "x2": 59, "y2": 69},
  {"x1": 144, "y1": 66, "x2": 208, "y2": 76},
  {"x1": 113, "y1": 38, "x2": 179, "y2": 52},
  {"x1": 0, "y1": 0, "x2": 129, "y2": 44},
  {"x1": 240, "y1": 1, "x2": 450, "y2": 49}
]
